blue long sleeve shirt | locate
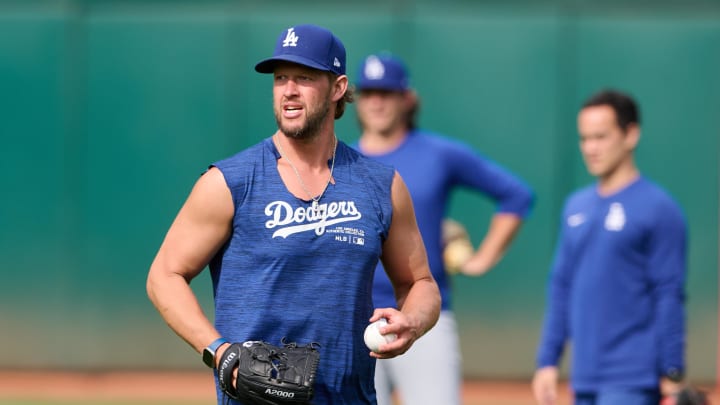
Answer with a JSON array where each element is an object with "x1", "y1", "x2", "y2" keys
[
  {"x1": 536, "y1": 177, "x2": 687, "y2": 392},
  {"x1": 355, "y1": 130, "x2": 534, "y2": 311}
]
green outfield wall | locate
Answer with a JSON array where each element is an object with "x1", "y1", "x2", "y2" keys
[{"x1": 1, "y1": 0, "x2": 718, "y2": 382}]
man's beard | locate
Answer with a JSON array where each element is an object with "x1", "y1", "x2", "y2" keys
[{"x1": 275, "y1": 98, "x2": 331, "y2": 141}]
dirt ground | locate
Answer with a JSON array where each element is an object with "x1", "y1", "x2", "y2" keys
[{"x1": 0, "y1": 370, "x2": 716, "y2": 404}]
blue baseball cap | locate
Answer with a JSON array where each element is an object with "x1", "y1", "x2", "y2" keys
[
  {"x1": 356, "y1": 54, "x2": 409, "y2": 91},
  {"x1": 255, "y1": 24, "x2": 346, "y2": 75}
]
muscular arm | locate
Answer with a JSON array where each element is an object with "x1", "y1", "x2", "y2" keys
[
  {"x1": 462, "y1": 213, "x2": 523, "y2": 276},
  {"x1": 146, "y1": 167, "x2": 234, "y2": 354},
  {"x1": 375, "y1": 172, "x2": 441, "y2": 356}
]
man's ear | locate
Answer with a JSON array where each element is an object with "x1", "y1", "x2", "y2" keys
[
  {"x1": 404, "y1": 90, "x2": 418, "y2": 109},
  {"x1": 332, "y1": 75, "x2": 348, "y2": 102},
  {"x1": 625, "y1": 123, "x2": 641, "y2": 150}
]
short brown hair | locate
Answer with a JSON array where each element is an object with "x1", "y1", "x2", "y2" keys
[{"x1": 582, "y1": 89, "x2": 640, "y2": 131}]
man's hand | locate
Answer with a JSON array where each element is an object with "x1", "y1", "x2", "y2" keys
[
  {"x1": 660, "y1": 380, "x2": 709, "y2": 405},
  {"x1": 366, "y1": 308, "x2": 420, "y2": 359},
  {"x1": 532, "y1": 366, "x2": 559, "y2": 405},
  {"x1": 660, "y1": 377, "x2": 684, "y2": 399}
]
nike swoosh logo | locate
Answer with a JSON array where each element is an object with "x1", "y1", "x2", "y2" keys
[{"x1": 567, "y1": 213, "x2": 586, "y2": 227}]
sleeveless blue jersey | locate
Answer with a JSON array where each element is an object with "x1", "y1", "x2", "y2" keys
[
  {"x1": 209, "y1": 138, "x2": 395, "y2": 404},
  {"x1": 354, "y1": 130, "x2": 534, "y2": 310}
]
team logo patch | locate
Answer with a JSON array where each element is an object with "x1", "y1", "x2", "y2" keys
[
  {"x1": 282, "y1": 28, "x2": 299, "y2": 47},
  {"x1": 265, "y1": 200, "x2": 362, "y2": 238},
  {"x1": 363, "y1": 55, "x2": 385, "y2": 80},
  {"x1": 604, "y1": 202, "x2": 625, "y2": 231}
]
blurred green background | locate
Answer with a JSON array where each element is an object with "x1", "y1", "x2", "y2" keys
[{"x1": 1, "y1": 0, "x2": 718, "y2": 384}]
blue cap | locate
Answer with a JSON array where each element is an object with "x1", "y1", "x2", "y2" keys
[
  {"x1": 255, "y1": 25, "x2": 346, "y2": 75},
  {"x1": 356, "y1": 54, "x2": 409, "y2": 91}
]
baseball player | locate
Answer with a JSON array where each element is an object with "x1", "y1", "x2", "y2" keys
[
  {"x1": 147, "y1": 25, "x2": 441, "y2": 404},
  {"x1": 532, "y1": 89, "x2": 688, "y2": 405},
  {"x1": 353, "y1": 53, "x2": 534, "y2": 405}
]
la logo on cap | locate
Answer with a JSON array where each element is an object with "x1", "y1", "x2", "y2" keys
[
  {"x1": 282, "y1": 28, "x2": 299, "y2": 47},
  {"x1": 364, "y1": 56, "x2": 385, "y2": 80}
]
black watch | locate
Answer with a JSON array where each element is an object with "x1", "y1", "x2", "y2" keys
[
  {"x1": 664, "y1": 367, "x2": 684, "y2": 383},
  {"x1": 202, "y1": 337, "x2": 229, "y2": 368}
]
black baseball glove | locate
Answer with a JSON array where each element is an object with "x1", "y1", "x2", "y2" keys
[
  {"x1": 218, "y1": 339, "x2": 320, "y2": 405},
  {"x1": 676, "y1": 386, "x2": 709, "y2": 405}
]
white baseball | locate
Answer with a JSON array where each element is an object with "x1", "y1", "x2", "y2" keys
[{"x1": 363, "y1": 318, "x2": 397, "y2": 353}]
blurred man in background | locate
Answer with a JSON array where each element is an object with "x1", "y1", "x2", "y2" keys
[
  {"x1": 353, "y1": 53, "x2": 534, "y2": 405},
  {"x1": 532, "y1": 89, "x2": 688, "y2": 405}
]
